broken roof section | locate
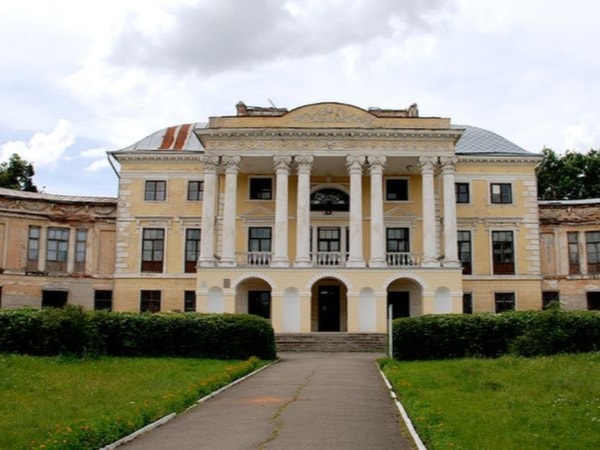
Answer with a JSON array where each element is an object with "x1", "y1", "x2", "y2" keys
[{"x1": 112, "y1": 123, "x2": 205, "y2": 153}]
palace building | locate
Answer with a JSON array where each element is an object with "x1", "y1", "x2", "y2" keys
[{"x1": 1, "y1": 101, "x2": 597, "y2": 334}]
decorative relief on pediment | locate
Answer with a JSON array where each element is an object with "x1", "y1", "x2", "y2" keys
[
  {"x1": 287, "y1": 104, "x2": 376, "y2": 127},
  {"x1": 0, "y1": 197, "x2": 116, "y2": 221}
]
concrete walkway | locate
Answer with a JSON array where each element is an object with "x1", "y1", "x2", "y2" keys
[{"x1": 120, "y1": 353, "x2": 414, "y2": 450}]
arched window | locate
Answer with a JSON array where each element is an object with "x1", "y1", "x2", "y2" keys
[{"x1": 310, "y1": 188, "x2": 349, "y2": 214}]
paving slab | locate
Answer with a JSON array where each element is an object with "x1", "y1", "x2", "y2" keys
[{"x1": 121, "y1": 353, "x2": 414, "y2": 450}]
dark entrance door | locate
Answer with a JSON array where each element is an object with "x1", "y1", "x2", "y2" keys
[
  {"x1": 318, "y1": 285, "x2": 340, "y2": 331},
  {"x1": 387, "y1": 291, "x2": 410, "y2": 319}
]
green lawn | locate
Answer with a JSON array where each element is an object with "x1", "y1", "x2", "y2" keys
[
  {"x1": 0, "y1": 354, "x2": 264, "y2": 449},
  {"x1": 380, "y1": 352, "x2": 600, "y2": 449}
]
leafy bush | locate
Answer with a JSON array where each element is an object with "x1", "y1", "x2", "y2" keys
[
  {"x1": 392, "y1": 310, "x2": 600, "y2": 360},
  {"x1": 0, "y1": 308, "x2": 276, "y2": 360}
]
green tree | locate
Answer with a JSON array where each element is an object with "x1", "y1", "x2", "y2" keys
[
  {"x1": 0, "y1": 153, "x2": 38, "y2": 192},
  {"x1": 537, "y1": 148, "x2": 600, "y2": 200}
]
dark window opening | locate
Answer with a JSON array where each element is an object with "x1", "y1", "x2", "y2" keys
[
  {"x1": 495, "y1": 292, "x2": 515, "y2": 313},
  {"x1": 185, "y1": 228, "x2": 201, "y2": 273},
  {"x1": 542, "y1": 291, "x2": 559, "y2": 310},
  {"x1": 387, "y1": 291, "x2": 410, "y2": 319},
  {"x1": 586, "y1": 231, "x2": 600, "y2": 274},
  {"x1": 386, "y1": 179, "x2": 409, "y2": 201},
  {"x1": 456, "y1": 182, "x2": 470, "y2": 204},
  {"x1": 458, "y1": 230, "x2": 472, "y2": 274},
  {"x1": 310, "y1": 188, "x2": 350, "y2": 213},
  {"x1": 248, "y1": 290, "x2": 271, "y2": 319},
  {"x1": 568, "y1": 232, "x2": 580, "y2": 275},
  {"x1": 140, "y1": 290, "x2": 161, "y2": 313},
  {"x1": 490, "y1": 183, "x2": 512, "y2": 204},
  {"x1": 94, "y1": 290, "x2": 113, "y2": 311},
  {"x1": 463, "y1": 292, "x2": 473, "y2": 314},
  {"x1": 184, "y1": 290, "x2": 196, "y2": 312},
  {"x1": 249, "y1": 178, "x2": 272, "y2": 200},
  {"x1": 142, "y1": 228, "x2": 164, "y2": 273},
  {"x1": 492, "y1": 230, "x2": 514, "y2": 274},
  {"x1": 145, "y1": 180, "x2": 166, "y2": 201},
  {"x1": 187, "y1": 181, "x2": 204, "y2": 201},
  {"x1": 42, "y1": 290, "x2": 68, "y2": 308},
  {"x1": 587, "y1": 292, "x2": 600, "y2": 311}
]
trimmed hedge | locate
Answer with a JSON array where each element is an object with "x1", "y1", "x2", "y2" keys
[
  {"x1": 393, "y1": 309, "x2": 600, "y2": 360},
  {"x1": 0, "y1": 307, "x2": 276, "y2": 360}
]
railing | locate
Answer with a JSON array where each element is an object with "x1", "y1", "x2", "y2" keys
[
  {"x1": 386, "y1": 252, "x2": 420, "y2": 267},
  {"x1": 236, "y1": 251, "x2": 272, "y2": 266},
  {"x1": 311, "y1": 251, "x2": 348, "y2": 267}
]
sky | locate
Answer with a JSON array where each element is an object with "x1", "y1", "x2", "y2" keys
[{"x1": 1, "y1": 0, "x2": 599, "y2": 198}]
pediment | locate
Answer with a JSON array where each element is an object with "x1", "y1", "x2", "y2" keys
[
  {"x1": 383, "y1": 207, "x2": 418, "y2": 219},
  {"x1": 284, "y1": 102, "x2": 377, "y2": 128},
  {"x1": 240, "y1": 206, "x2": 275, "y2": 219}
]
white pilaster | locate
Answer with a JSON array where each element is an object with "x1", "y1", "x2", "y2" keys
[
  {"x1": 368, "y1": 156, "x2": 386, "y2": 267},
  {"x1": 441, "y1": 156, "x2": 460, "y2": 267},
  {"x1": 67, "y1": 227, "x2": 76, "y2": 273},
  {"x1": 220, "y1": 156, "x2": 240, "y2": 266},
  {"x1": 38, "y1": 226, "x2": 47, "y2": 272},
  {"x1": 199, "y1": 156, "x2": 220, "y2": 267},
  {"x1": 346, "y1": 155, "x2": 365, "y2": 267},
  {"x1": 419, "y1": 156, "x2": 440, "y2": 267},
  {"x1": 272, "y1": 156, "x2": 291, "y2": 267},
  {"x1": 294, "y1": 156, "x2": 313, "y2": 267}
]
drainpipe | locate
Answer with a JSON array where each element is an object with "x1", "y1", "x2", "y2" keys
[{"x1": 106, "y1": 152, "x2": 120, "y2": 179}]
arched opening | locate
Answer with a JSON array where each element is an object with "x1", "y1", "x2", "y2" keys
[
  {"x1": 386, "y1": 278, "x2": 423, "y2": 318},
  {"x1": 310, "y1": 188, "x2": 349, "y2": 214},
  {"x1": 310, "y1": 277, "x2": 347, "y2": 331},
  {"x1": 235, "y1": 277, "x2": 273, "y2": 320}
]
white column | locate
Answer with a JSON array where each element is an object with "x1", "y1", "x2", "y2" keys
[
  {"x1": 272, "y1": 156, "x2": 291, "y2": 267},
  {"x1": 220, "y1": 156, "x2": 240, "y2": 266},
  {"x1": 294, "y1": 156, "x2": 313, "y2": 267},
  {"x1": 419, "y1": 156, "x2": 439, "y2": 267},
  {"x1": 346, "y1": 155, "x2": 365, "y2": 267},
  {"x1": 199, "y1": 156, "x2": 220, "y2": 267},
  {"x1": 441, "y1": 156, "x2": 460, "y2": 267},
  {"x1": 368, "y1": 156, "x2": 386, "y2": 267}
]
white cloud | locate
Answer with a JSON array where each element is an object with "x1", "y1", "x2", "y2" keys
[
  {"x1": 80, "y1": 147, "x2": 110, "y2": 172},
  {"x1": 0, "y1": 120, "x2": 75, "y2": 168}
]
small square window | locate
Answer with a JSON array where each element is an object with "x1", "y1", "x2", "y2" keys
[
  {"x1": 490, "y1": 183, "x2": 512, "y2": 204},
  {"x1": 386, "y1": 179, "x2": 408, "y2": 201},
  {"x1": 249, "y1": 178, "x2": 272, "y2": 200},
  {"x1": 145, "y1": 180, "x2": 166, "y2": 201},
  {"x1": 187, "y1": 181, "x2": 204, "y2": 201},
  {"x1": 495, "y1": 292, "x2": 515, "y2": 313},
  {"x1": 456, "y1": 183, "x2": 470, "y2": 204}
]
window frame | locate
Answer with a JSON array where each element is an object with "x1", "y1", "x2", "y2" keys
[
  {"x1": 490, "y1": 183, "x2": 512, "y2": 204},
  {"x1": 492, "y1": 230, "x2": 515, "y2": 274},
  {"x1": 184, "y1": 290, "x2": 196, "y2": 312},
  {"x1": 495, "y1": 292, "x2": 515, "y2": 313},
  {"x1": 27, "y1": 225, "x2": 40, "y2": 262},
  {"x1": 248, "y1": 227, "x2": 272, "y2": 252},
  {"x1": 144, "y1": 180, "x2": 166, "y2": 201},
  {"x1": 248, "y1": 290, "x2": 271, "y2": 319},
  {"x1": 457, "y1": 230, "x2": 472, "y2": 275},
  {"x1": 585, "y1": 231, "x2": 600, "y2": 274},
  {"x1": 46, "y1": 227, "x2": 69, "y2": 263},
  {"x1": 94, "y1": 290, "x2": 113, "y2": 311},
  {"x1": 187, "y1": 180, "x2": 204, "y2": 201},
  {"x1": 184, "y1": 228, "x2": 201, "y2": 273},
  {"x1": 386, "y1": 227, "x2": 410, "y2": 253},
  {"x1": 249, "y1": 177, "x2": 273, "y2": 200},
  {"x1": 141, "y1": 228, "x2": 165, "y2": 273},
  {"x1": 455, "y1": 182, "x2": 470, "y2": 204},
  {"x1": 385, "y1": 178, "x2": 409, "y2": 202},
  {"x1": 140, "y1": 290, "x2": 161, "y2": 313},
  {"x1": 568, "y1": 231, "x2": 580, "y2": 275}
]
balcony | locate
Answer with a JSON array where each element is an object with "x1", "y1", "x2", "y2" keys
[{"x1": 233, "y1": 251, "x2": 421, "y2": 268}]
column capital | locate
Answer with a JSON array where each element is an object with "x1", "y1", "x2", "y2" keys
[
  {"x1": 346, "y1": 155, "x2": 365, "y2": 174},
  {"x1": 368, "y1": 155, "x2": 386, "y2": 174},
  {"x1": 418, "y1": 156, "x2": 437, "y2": 174},
  {"x1": 440, "y1": 156, "x2": 458, "y2": 173},
  {"x1": 295, "y1": 155, "x2": 314, "y2": 174},
  {"x1": 274, "y1": 155, "x2": 292, "y2": 174},
  {"x1": 222, "y1": 156, "x2": 241, "y2": 173},
  {"x1": 200, "y1": 156, "x2": 220, "y2": 172}
]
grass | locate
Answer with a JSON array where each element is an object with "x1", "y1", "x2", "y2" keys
[
  {"x1": 380, "y1": 352, "x2": 600, "y2": 449},
  {"x1": 0, "y1": 354, "x2": 265, "y2": 450}
]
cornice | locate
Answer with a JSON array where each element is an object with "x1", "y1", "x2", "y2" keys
[
  {"x1": 112, "y1": 151, "x2": 204, "y2": 162},
  {"x1": 458, "y1": 154, "x2": 543, "y2": 165}
]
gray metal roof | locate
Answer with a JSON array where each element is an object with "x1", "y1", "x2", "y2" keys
[
  {"x1": 113, "y1": 123, "x2": 206, "y2": 153},
  {"x1": 453, "y1": 124, "x2": 534, "y2": 155}
]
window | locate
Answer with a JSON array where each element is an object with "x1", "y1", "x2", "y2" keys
[
  {"x1": 27, "y1": 226, "x2": 40, "y2": 264},
  {"x1": 542, "y1": 291, "x2": 559, "y2": 310},
  {"x1": 586, "y1": 231, "x2": 600, "y2": 274},
  {"x1": 310, "y1": 188, "x2": 350, "y2": 213},
  {"x1": 568, "y1": 232, "x2": 580, "y2": 275},
  {"x1": 249, "y1": 178, "x2": 272, "y2": 200},
  {"x1": 74, "y1": 229, "x2": 87, "y2": 272},
  {"x1": 187, "y1": 181, "x2": 204, "y2": 201},
  {"x1": 185, "y1": 229, "x2": 201, "y2": 273},
  {"x1": 492, "y1": 230, "x2": 514, "y2": 274},
  {"x1": 184, "y1": 290, "x2": 196, "y2": 312},
  {"x1": 47, "y1": 227, "x2": 69, "y2": 262},
  {"x1": 495, "y1": 292, "x2": 515, "y2": 313},
  {"x1": 386, "y1": 228, "x2": 409, "y2": 252},
  {"x1": 318, "y1": 227, "x2": 340, "y2": 252},
  {"x1": 588, "y1": 292, "x2": 600, "y2": 311},
  {"x1": 463, "y1": 292, "x2": 473, "y2": 314},
  {"x1": 144, "y1": 180, "x2": 166, "y2": 201},
  {"x1": 141, "y1": 228, "x2": 164, "y2": 272},
  {"x1": 94, "y1": 290, "x2": 113, "y2": 311},
  {"x1": 140, "y1": 290, "x2": 161, "y2": 313},
  {"x1": 456, "y1": 183, "x2": 470, "y2": 204},
  {"x1": 386, "y1": 179, "x2": 409, "y2": 201},
  {"x1": 457, "y1": 230, "x2": 472, "y2": 274},
  {"x1": 248, "y1": 227, "x2": 272, "y2": 252},
  {"x1": 490, "y1": 183, "x2": 512, "y2": 204},
  {"x1": 42, "y1": 290, "x2": 68, "y2": 308},
  {"x1": 248, "y1": 291, "x2": 271, "y2": 319}
]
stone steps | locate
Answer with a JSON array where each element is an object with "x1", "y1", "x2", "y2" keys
[{"x1": 276, "y1": 333, "x2": 388, "y2": 353}]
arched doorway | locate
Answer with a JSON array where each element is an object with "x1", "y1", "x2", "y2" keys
[
  {"x1": 311, "y1": 277, "x2": 347, "y2": 331},
  {"x1": 235, "y1": 277, "x2": 273, "y2": 320},
  {"x1": 386, "y1": 278, "x2": 423, "y2": 318}
]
